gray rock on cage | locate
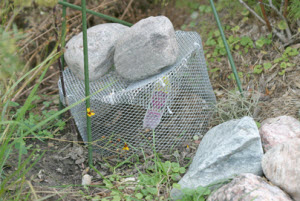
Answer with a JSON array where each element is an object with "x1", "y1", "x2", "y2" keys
[{"x1": 58, "y1": 31, "x2": 216, "y2": 156}]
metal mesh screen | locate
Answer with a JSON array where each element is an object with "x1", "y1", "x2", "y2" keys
[{"x1": 58, "y1": 31, "x2": 216, "y2": 156}]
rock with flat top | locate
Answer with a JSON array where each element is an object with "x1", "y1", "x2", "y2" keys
[
  {"x1": 114, "y1": 16, "x2": 179, "y2": 82},
  {"x1": 64, "y1": 23, "x2": 129, "y2": 81}
]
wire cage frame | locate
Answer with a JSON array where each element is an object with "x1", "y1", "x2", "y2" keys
[
  {"x1": 59, "y1": 31, "x2": 217, "y2": 156},
  {"x1": 57, "y1": 0, "x2": 243, "y2": 166}
]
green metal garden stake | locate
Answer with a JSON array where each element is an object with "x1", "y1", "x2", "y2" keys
[
  {"x1": 61, "y1": 0, "x2": 67, "y2": 67},
  {"x1": 209, "y1": 0, "x2": 244, "y2": 97},
  {"x1": 58, "y1": 0, "x2": 67, "y2": 119},
  {"x1": 81, "y1": 0, "x2": 93, "y2": 167}
]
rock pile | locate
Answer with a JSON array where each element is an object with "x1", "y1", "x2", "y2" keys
[
  {"x1": 171, "y1": 116, "x2": 264, "y2": 199},
  {"x1": 171, "y1": 115, "x2": 300, "y2": 201},
  {"x1": 64, "y1": 16, "x2": 178, "y2": 82}
]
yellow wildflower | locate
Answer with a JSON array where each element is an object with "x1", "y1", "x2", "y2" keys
[
  {"x1": 123, "y1": 143, "x2": 129, "y2": 151},
  {"x1": 87, "y1": 108, "x2": 95, "y2": 117}
]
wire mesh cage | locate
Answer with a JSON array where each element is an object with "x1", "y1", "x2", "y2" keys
[{"x1": 58, "y1": 31, "x2": 216, "y2": 156}]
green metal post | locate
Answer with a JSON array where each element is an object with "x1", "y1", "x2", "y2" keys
[
  {"x1": 61, "y1": 0, "x2": 67, "y2": 67},
  {"x1": 58, "y1": 1, "x2": 132, "y2": 27},
  {"x1": 59, "y1": 0, "x2": 67, "y2": 119},
  {"x1": 209, "y1": 0, "x2": 244, "y2": 96},
  {"x1": 81, "y1": 0, "x2": 93, "y2": 167}
]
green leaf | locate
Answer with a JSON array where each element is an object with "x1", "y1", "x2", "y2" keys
[
  {"x1": 256, "y1": 121, "x2": 261, "y2": 128},
  {"x1": 241, "y1": 9, "x2": 249, "y2": 16},
  {"x1": 15, "y1": 138, "x2": 28, "y2": 154},
  {"x1": 231, "y1": 25, "x2": 240, "y2": 32},
  {"x1": 287, "y1": 63, "x2": 295, "y2": 67},
  {"x1": 255, "y1": 39, "x2": 265, "y2": 49},
  {"x1": 263, "y1": 62, "x2": 272, "y2": 70},
  {"x1": 242, "y1": 17, "x2": 249, "y2": 22},
  {"x1": 171, "y1": 173, "x2": 181, "y2": 181},
  {"x1": 179, "y1": 167, "x2": 186, "y2": 174},
  {"x1": 287, "y1": 48, "x2": 299, "y2": 56},
  {"x1": 112, "y1": 195, "x2": 121, "y2": 201},
  {"x1": 9, "y1": 101, "x2": 20, "y2": 107},
  {"x1": 173, "y1": 183, "x2": 181, "y2": 189},
  {"x1": 135, "y1": 193, "x2": 143, "y2": 199},
  {"x1": 219, "y1": 48, "x2": 226, "y2": 55},
  {"x1": 196, "y1": 185, "x2": 211, "y2": 196},
  {"x1": 280, "y1": 62, "x2": 287, "y2": 69},
  {"x1": 214, "y1": 30, "x2": 220, "y2": 37},
  {"x1": 278, "y1": 69, "x2": 285, "y2": 75},
  {"x1": 253, "y1": 65, "x2": 263, "y2": 74},
  {"x1": 206, "y1": 38, "x2": 216, "y2": 46},
  {"x1": 274, "y1": 57, "x2": 282, "y2": 63},
  {"x1": 277, "y1": 20, "x2": 288, "y2": 30},
  {"x1": 146, "y1": 187, "x2": 157, "y2": 195}
]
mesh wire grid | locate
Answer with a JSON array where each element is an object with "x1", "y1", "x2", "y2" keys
[{"x1": 58, "y1": 31, "x2": 216, "y2": 156}]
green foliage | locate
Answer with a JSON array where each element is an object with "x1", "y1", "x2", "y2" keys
[
  {"x1": 253, "y1": 65, "x2": 263, "y2": 74},
  {"x1": 136, "y1": 160, "x2": 186, "y2": 199},
  {"x1": 13, "y1": 0, "x2": 58, "y2": 7},
  {"x1": 277, "y1": 20, "x2": 288, "y2": 30},
  {"x1": 288, "y1": 0, "x2": 300, "y2": 22},
  {"x1": 205, "y1": 27, "x2": 255, "y2": 63},
  {"x1": 178, "y1": 186, "x2": 211, "y2": 201},
  {"x1": 273, "y1": 47, "x2": 298, "y2": 75},
  {"x1": 227, "y1": 72, "x2": 243, "y2": 80},
  {"x1": 19, "y1": 98, "x2": 66, "y2": 139},
  {"x1": 255, "y1": 34, "x2": 272, "y2": 49},
  {"x1": 175, "y1": 0, "x2": 200, "y2": 12},
  {"x1": 199, "y1": 5, "x2": 212, "y2": 14},
  {"x1": 263, "y1": 62, "x2": 272, "y2": 70},
  {"x1": 0, "y1": 25, "x2": 24, "y2": 83}
]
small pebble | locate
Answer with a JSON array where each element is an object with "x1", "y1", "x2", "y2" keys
[{"x1": 82, "y1": 174, "x2": 93, "y2": 186}]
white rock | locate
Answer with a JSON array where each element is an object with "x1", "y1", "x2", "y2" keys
[
  {"x1": 64, "y1": 23, "x2": 129, "y2": 81},
  {"x1": 259, "y1": 115, "x2": 300, "y2": 152},
  {"x1": 170, "y1": 116, "x2": 264, "y2": 199},
  {"x1": 82, "y1": 174, "x2": 92, "y2": 186},
  {"x1": 114, "y1": 16, "x2": 179, "y2": 82},
  {"x1": 207, "y1": 173, "x2": 293, "y2": 201},
  {"x1": 262, "y1": 138, "x2": 300, "y2": 201}
]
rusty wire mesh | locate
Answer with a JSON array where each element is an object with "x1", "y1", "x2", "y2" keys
[{"x1": 58, "y1": 31, "x2": 216, "y2": 156}]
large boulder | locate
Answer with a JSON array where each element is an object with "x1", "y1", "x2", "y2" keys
[
  {"x1": 259, "y1": 115, "x2": 300, "y2": 152},
  {"x1": 262, "y1": 138, "x2": 300, "y2": 201},
  {"x1": 170, "y1": 116, "x2": 264, "y2": 199},
  {"x1": 207, "y1": 173, "x2": 293, "y2": 201},
  {"x1": 114, "y1": 16, "x2": 179, "y2": 82},
  {"x1": 64, "y1": 23, "x2": 129, "y2": 81}
]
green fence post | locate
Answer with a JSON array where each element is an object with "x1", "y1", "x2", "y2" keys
[
  {"x1": 59, "y1": 0, "x2": 67, "y2": 119},
  {"x1": 209, "y1": 0, "x2": 244, "y2": 96},
  {"x1": 81, "y1": 0, "x2": 93, "y2": 167}
]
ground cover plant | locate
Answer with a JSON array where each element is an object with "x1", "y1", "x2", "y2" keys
[{"x1": 0, "y1": 0, "x2": 299, "y2": 200}]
